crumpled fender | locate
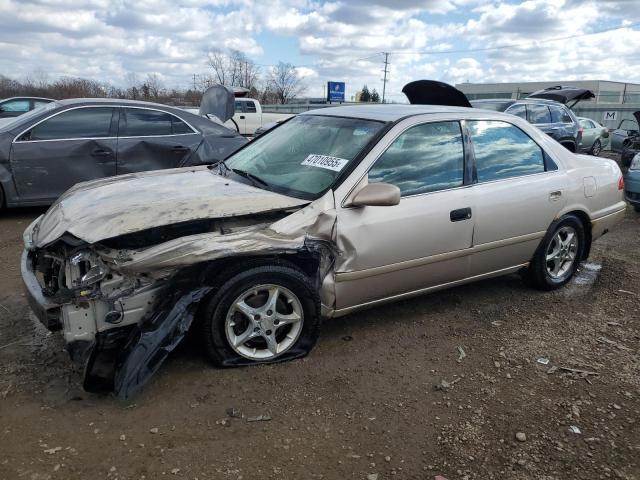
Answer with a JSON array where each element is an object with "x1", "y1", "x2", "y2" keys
[{"x1": 113, "y1": 287, "x2": 212, "y2": 400}]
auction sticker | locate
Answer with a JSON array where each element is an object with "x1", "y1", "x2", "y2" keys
[{"x1": 301, "y1": 154, "x2": 349, "y2": 172}]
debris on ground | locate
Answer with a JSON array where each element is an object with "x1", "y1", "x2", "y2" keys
[
  {"x1": 149, "y1": 427, "x2": 159, "y2": 434},
  {"x1": 597, "y1": 336, "x2": 631, "y2": 351},
  {"x1": 226, "y1": 407, "x2": 242, "y2": 418},
  {"x1": 559, "y1": 366, "x2": 599, "y2": 376},
  {"x1": 568, "y1": 425, "x2": 582, "y2": 434},
  {"x1": 456, "y1": 346, "x2": 466, "y2": 362},
  {"x1": 246, "y1": 414, "x2": 271, "y2": 422},
  {"x1": 435, "y1": 377, "x2": 461, "y2": 391},
  {"x1": 515, "y1": 432, "x2": 527, "y2": 442},
  {"x1": 536, "y1": 357, "x2": 550, "y2": 365}
]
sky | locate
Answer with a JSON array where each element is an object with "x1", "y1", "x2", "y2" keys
[{"x1": 1, "y1": 0, "x2": 639, "y2": 101}]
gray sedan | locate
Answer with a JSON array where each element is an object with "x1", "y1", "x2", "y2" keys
[{"x1": 0, "y1": 98, "x2": 247, "y2": 208}]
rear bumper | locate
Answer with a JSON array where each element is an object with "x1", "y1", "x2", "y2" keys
[
  {"x1": 624, "y1": 171, "x2": 640, "y2": 205},
  {"x1": 21, "y1": 249, "x2": 62, "y2": 330},
  {"x1": 591, "y1": 206, "x2": 627, "y2": 240}
]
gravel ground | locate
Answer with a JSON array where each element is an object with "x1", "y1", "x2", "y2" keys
[{"x1": 0, "y1": 170, "x2": 639, "y2": 479}]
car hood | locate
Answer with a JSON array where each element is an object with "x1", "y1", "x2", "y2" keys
[{"x1": 29, "y1": 167, "x2": 309, "y2": 248}]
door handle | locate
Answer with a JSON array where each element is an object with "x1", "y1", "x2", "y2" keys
[
  {"x1": 549, "y1": 190, "x2": 562, "y2": 201},
  {"x1": 91, "y1": 149, "x2": 112, "y2": 157},
  {"x1": 450, "y1": 207, "x2": 472, "y2": 222},
  {"x1": 239, "y1": 115, "x2": 245, "y2": 119},
  {"x1": 172, "y1": 146, "x2": 190, "y2": 153}
]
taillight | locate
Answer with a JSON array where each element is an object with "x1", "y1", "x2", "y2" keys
[{"x1": 618, "y1": 176, "x2": 624, "y2": 190}]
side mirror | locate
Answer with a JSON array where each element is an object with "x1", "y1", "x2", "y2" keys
[{"x1": 352, "y1": 182, "x2": 400, "y2": 207}]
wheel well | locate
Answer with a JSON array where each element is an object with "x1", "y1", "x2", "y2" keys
[
  {"x1": 565, "y1": 210, "x2": 592, "y2": 259},
  {"x1": 197, "y1": 253, "x2": 321, "y2": 291}
]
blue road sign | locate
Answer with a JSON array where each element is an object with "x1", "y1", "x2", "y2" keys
[{"x1": 327, "y1": 81, "x2": 345, "y2": 102}]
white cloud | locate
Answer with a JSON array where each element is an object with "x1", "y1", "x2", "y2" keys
[{"x1": 0, "y1": 0, "x2": 638, "y2": 100}]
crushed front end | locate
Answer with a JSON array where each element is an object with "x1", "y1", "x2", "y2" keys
[{"x1": 22, "y1": 220, "x2": 175, "y2": 397}]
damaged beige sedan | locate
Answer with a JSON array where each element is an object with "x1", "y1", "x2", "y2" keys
[{"x1": 22, "y1": 103, "x2": 626, "y2": 398}]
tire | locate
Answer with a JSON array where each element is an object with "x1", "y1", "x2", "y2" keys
[
  {"x1": 634, "y1": 205, "x2": 640, "y2": 213},
  {"x1": 0, "y1": 185, "x2": 4, "y2": 209},
  {"x1": 201, "y1": 263, "x2": 321, "y2": 367},
  {"x1": 590, "y1": 139, "x2": 602, "y2": 156},
  {"x1": 523, "y1": 214, "x2": 585, "y2": 291}
]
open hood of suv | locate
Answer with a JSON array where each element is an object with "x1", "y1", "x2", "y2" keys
[
  {"x1": 402, "y1": 80, "x2": 472, "y2": 108},
  {"x1": 527, "y1": 86, "x2": 595, "y2": 107},
  {"x1": 634, "y1": 111, "x2": 640, "y2": 128}
]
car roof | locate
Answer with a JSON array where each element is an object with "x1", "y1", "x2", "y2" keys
[
  {"x1": 1, "y1": 96, "x2": 55, "y2": 102},
  {"x1": 57, "y1": 98, "x2": 183, "y2": 109},
  {"x1": 300, "y1": 104, "x2": 479, "y2": 122}
]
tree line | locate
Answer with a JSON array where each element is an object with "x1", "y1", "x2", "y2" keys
[{"x1": 0, "y1": 51, "x2": 308, "y2": 106}]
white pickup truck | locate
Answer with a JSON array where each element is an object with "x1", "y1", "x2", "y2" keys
[
  {"x1": 224, "y1": 98, "x2": 294, "y2": 136},
  {"x1": 183, "y1": 97, "x2": 294, "y2": 136}
]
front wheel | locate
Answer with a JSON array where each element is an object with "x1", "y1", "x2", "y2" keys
[
  {"x1": 590, "y1": 139, "x2": 602, "y2": 156},
  {"x1": 523, "y1": 215, "x2": 585, "y2": 290},
  {"x1": 201, "y1": 263, "x2": 321, "y2": 367}
]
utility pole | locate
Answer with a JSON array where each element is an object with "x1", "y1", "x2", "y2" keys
[
  {"x1": 192, "y1": 74, "x2": 197, "y2": 91},
  {"x1": 381, "y1": 52, "x2": 389, "y2": 104}
]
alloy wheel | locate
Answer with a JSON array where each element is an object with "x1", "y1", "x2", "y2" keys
[
  {"x1": 545, "y1": 226, "x2": 579, "y2": 280},
  {"x1": 224, "y1": 284, "x2": 304, "y2": 360},
  {"x1": 592, "y1": 140, "x2": 602, "y2": 156}
]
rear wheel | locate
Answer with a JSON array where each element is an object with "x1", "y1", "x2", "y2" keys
[
  {"x1": 590, "y1": 139, "x2": 602, "y2": 156},
  {"x1": 0, "y1": 185, "x2": 5, "y2": 209},
  {"x1": 201, "y1": 263, "x2": 321, "y2": 366},
  {"x1": 524, "y1": 215, "x2": 585, "y2": 290}
]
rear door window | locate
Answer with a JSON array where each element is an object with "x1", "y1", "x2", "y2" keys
[
  {"x1": 527, "y1": 104, "x2": 552, "y2": 124},
  {"x1": 468, "y1": 120, "x2": 545, "y2": 182},
  {"x1": 26, "y1": 107, "x2": 114, "y2": 141},
  {"x1": 234, "y1": 101, "x2": 246, "y2": 113},
  {"x1": 368, "y1": 121, "x2": 465, "y2": 196},
  {"x1": 245, "y1": 101, "x2": 257, "y2": 113},
  {"x1": 549, "y1": 105, "x2": 573, "y2": 123},
  {"x1": 121, "y1": 108, "x2": 174, "y2": 136}
]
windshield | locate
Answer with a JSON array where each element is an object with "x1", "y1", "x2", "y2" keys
[
  {"x1": 0, "y1": 101, "x2": 60, "y2": 131},
  {"x1": 224, "y1": 114, "x2": 385, "y2": 199}
]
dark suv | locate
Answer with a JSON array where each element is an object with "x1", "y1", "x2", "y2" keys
[{"x1": 471, "y1": 98, "x2": 582, "y2": 152}]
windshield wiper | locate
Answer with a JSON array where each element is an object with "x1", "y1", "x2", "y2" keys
[{"x1": 230, "y1": 168, "x2": 270, "y2": 188}]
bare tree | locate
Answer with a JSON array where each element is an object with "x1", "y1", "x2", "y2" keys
[
  {"x1": 144, "y1": 73, "x2": 163, "y2": 99},
  {"x1": 206, "y1": 50, "x2": 260, "y2": 90},
  {"x1": 267, "y1": 62, "x2": 306, "y2": 104},
  {"x1": 124, "y1": 72, "x2": 139, "y2": 99}
]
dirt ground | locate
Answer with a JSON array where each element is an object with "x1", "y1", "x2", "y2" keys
[{"x1": 1, "y1": 178, "x2": 639, "y2": 480}]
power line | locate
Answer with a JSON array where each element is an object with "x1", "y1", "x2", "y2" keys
[{"x1": 389, "y1": 22, "x2": 640, "y2": 56}]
